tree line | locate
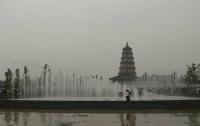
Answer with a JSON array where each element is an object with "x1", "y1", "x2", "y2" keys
[{"x1": 2, "y1": 66, "x2": 30, "y2": 99}]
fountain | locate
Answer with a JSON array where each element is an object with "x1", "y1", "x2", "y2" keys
[{"x1": 11, "y1": 67, "x2": 200, "y2": 101}]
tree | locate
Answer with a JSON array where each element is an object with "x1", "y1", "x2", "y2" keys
[
  {"x1": 198, "y1": 64, "x2": 200, "y2": 77},
  {"x1": 4, "y1": 69, "x2": 13, "y2": 98},
  {"x1": 184, "y1": 63, "x2": 200, "y2": 84},
  {"x1": 14, "y1": 69, "x2": 20, "y2": 98}
]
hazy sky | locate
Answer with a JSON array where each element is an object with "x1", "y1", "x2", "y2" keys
[{"x1": 0, "y1": 0, "x2": 200, "y2": 78}]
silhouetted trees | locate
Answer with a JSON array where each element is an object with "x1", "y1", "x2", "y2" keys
[
  {"x1": 184, "y1": 63, "x2": 200, "y2": 84},
  {"x1": 4, "y1": 69, "x2": 13, "y2": 98}
]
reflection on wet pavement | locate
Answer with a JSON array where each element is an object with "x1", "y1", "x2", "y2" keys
[{"x1": 0, "y1": 110, "x2": 200, "y2": 126}]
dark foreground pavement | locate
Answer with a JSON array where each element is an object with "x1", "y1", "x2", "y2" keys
[{"x1": 0, "y1": 100, "x2": 199, "y2": 111}]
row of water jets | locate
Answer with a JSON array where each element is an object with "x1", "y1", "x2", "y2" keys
[
  {"x1": 10, "y1": 64, "x2": 178, "y2": 99},
  {"x1": 19, "y1": 64, "x2": 123, "y2": 99}
]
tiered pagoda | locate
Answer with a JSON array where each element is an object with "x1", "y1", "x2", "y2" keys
[{"x1": 110, "y1": 43, "x2": 136, "y2": 82}]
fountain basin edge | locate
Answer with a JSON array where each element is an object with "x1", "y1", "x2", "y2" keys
[{"x1": 0, "y1": 100, "x2": 199, "y2": 110}]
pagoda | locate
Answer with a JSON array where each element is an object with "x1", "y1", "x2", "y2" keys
[{"x1": 110, "y1": 43, "x2": 136, "y2": 82}]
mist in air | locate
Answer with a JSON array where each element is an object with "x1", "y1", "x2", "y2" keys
[{"x1": 0, "y1": 0, "x2": 200, "y2": 79}]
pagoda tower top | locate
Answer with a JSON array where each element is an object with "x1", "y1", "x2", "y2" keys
[
  {"x1": 124, "y1": 42, "x2": 132, "y2": 50},
  {"x1": 126, "y1": 42, "x2": 129, "y2": 47}
]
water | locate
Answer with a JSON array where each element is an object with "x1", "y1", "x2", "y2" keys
[{"x1": 1, "y1": 110, "x2": 200, "y2": 126}]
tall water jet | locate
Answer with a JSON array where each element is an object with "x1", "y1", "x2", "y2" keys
[
  {"x1": 23, "y1": 66, "x2": 28, "y2": 98},
  {"x1": 42, "y1": 64, "x2": 48, "y2": 97},
  {"x1": 48, "y1": 67, "x2": 52, "y2": 97},
  {"x1": 72, "y1": 73, "x2": 75, "y2": 96},
  {"x1": 14, "y1": 69, "x2": 20, "y2": 98},
  {"x1": 38, "y1": 76, "x2": 42, "y2": 97},
  {"x1": 58, "y1": 71, "x2": 64, "y2": 96},
  {"x1": 65, "y1": 75, "x2": 68, "y2": 96}
]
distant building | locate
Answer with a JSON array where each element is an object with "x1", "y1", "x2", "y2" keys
[{"x1": 110, "y1": 43, "x2": 136, "y2": 82}]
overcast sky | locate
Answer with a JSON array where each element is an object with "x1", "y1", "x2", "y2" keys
[{"x1": 0, "y1": 0, "x2": 200, "y2": 79}]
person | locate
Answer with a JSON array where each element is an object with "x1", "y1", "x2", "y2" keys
[{"x1": 126, "y1": 89, "x2": 131, "y2": 102}]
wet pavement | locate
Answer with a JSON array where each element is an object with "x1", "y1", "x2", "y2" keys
[{"x1": 0, "y1": 109, "x2": 200, "y2": 126}]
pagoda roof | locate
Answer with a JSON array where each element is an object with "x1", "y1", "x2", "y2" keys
[{"x1": 109, "y1": 74, "x2": 136, "y2": 83}]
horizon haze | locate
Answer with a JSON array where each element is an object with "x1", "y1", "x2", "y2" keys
[{"x1": 0, "y1": 0, "x2": 200, "y2": 79}]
